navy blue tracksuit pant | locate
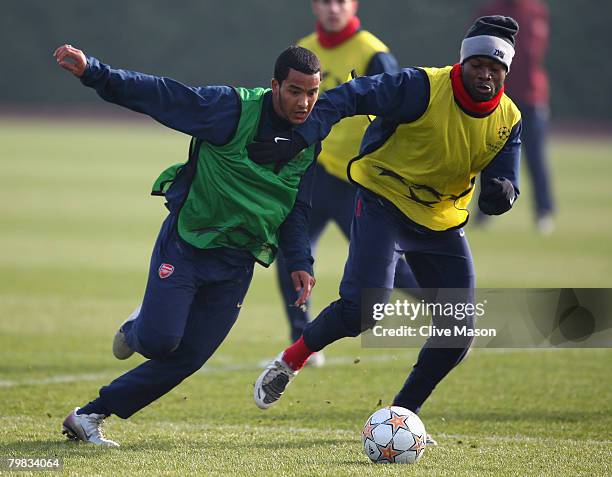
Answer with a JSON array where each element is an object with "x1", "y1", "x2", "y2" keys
[
  {"x1": 303, "y1": 188, "x2": 475, "y2": 413},
  {"x1": 276, "y1": 163, "x2": 419, "y2": 342},
  {"x1": 98, "y1": 215, "x2": 255, "y2": 419},
  {"x1": 519, "y1": 103, "x2": 554, "y2": 217}
]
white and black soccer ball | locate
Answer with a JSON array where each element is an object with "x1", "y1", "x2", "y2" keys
[{"x1": 361, "y1": 406, "x2": 427, "y2": 464}]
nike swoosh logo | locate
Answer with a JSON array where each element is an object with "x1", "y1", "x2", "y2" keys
[
  {"x1": 75, "y1": 421, "x2": 93, "y2": 440},
  {"x1": 236, "y1": 303, "x2": 242, "y2": 308},
  {"x1": 274, "y1": 137, "x2": 290, "y2": 143}
]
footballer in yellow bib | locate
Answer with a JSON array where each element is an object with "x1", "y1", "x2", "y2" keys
[
  {"x1": 252, "y1": 16, "x2": 524, "y2": 426},
  {"x1": 348, "y1": 64, "x2": 520, "y2": 231},
  {"x1": 276, "y1": 0, "x2": 418, "y2": 348}
]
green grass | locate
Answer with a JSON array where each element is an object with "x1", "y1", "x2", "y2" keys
[{"x1": 0, "y1": 119, "x2": 611, "y2": 476}]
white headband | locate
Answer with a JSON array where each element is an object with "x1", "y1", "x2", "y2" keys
[{"x1": 460, "y1": 35, "x2": 515, "y2": 71}]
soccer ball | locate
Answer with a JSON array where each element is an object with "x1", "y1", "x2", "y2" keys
[{"x1": 361, "y1": 406, "x2": 427, "y2": 464}]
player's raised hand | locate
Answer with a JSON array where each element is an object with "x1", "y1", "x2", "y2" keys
[
  {"x1": 291, "y1": 271, "x2": 316, "y2": 306},
  {"x1": 53, "y1": 44, "x2": 87, "y2": 77}
]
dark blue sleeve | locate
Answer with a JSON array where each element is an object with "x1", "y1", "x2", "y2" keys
[
  {"x1": 479, "y1": 120, "x2": 522, "y2": 213},
  {"x1": 80, "y1": 57, "x2": 240, "y2": 145},
  {"x1": 297, "y1": 68, "x2": 429, "y2": 146},
  {"x1": 277, "y1": 150, "x2": 319, "y2": 275},
  {"x1": 481, "y1": 120, "x2": 521, "y2": 194},
  {"x1": 365, "y1": 52, "x2": 400, "y2": 76}
]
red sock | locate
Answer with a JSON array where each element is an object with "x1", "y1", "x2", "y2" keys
[{"x1": 282, "y1": 336, "x2": 313, "y2": 371}]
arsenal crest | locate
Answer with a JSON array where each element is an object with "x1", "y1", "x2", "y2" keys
[{"x1": 158, "y1": 263, "x2": 175, "y2": 279}]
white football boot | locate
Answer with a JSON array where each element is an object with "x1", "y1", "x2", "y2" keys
[
  {"x1": 536, "y1": 214, "x2": 555, "y2": 235},
  {"x1": 62, "y1": 408, "x2": 119, "y2": 447},
  {"x1": 112, "y1": 305, "x2": 141, "y2": 360},
  {"x1": 425, "y1": 434, "x2": 438, "y2": 446},
  {"x1": 254, "y1": 352, "x2": 298, "y2": 409},
  {"x1": 304, "y1": 351, "x2": 326, "y2": 368}
]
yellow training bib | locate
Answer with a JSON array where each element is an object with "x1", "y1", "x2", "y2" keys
[
  {"x1": 349, "y1": 66, "x2": 521, "y2": 231},
  {"x1": 299, "y1": 31, "x2": 390, "y2": 182}
]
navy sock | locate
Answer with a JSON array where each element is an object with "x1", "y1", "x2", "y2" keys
[{"x1": 77, "y1": 398, "x2": 112, "y2": 417}]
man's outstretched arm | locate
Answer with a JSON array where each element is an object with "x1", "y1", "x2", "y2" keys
[
  {"x1": 53, "y1": 44, "x2": 239, "y2": 144},
  {"x1": 246, "y1": 68, "x2": 429, "y2": 164},
  {"x1": 297, "y1": 68, "x2": 430, "y2": 146}
]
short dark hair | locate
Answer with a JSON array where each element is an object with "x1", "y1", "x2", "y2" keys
[{"x1": 274, "y1": 46, "x2": 321, "y2": 84}]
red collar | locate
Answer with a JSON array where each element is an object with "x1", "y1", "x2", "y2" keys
[
  {"x1": 450, "y1": 63, "x2": 503, "y2": 117},
  {"x1": 316, "y1": 16, "x2": 360, "y2": 48}
]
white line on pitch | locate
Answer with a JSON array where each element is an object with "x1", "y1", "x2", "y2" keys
[
  {"x1": 0, "y1": 348, "x2": 578, "y2": 388},
  {"x1": 0, "y1": 353, "x2": 408, "y2": 388}
]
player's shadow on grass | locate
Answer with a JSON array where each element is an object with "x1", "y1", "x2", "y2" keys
[
  {"x1": 0, "y1": 439, "x2": 120, "y2": 455},
  {"x1": 114, "y1": 437, "x2": 351, "y2": 451},
  {"x1": 248, "y1": 437, "x2": 349, "y2": 450},
  {"x1": 337, "y1": 460, "x2": 381, "y2": 466},
  {"x1": 434, "y1": 409, "x2": 597, "y2": 423}
]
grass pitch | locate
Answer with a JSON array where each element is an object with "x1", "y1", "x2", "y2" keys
[{"x1": 0, "y1": 119, "x2": 611, "y2": 476}]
